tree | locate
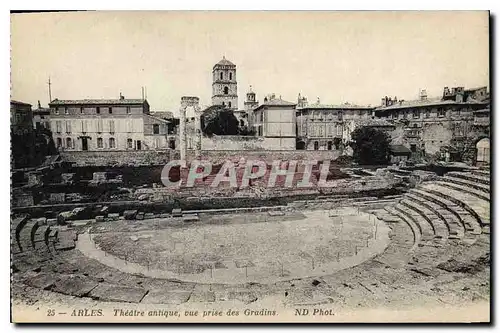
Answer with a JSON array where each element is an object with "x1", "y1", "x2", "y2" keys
[
  {"x1": 201, "y1": 105, "x2": 240, "y2": 136},
  {"x1": 351, "y1": 126, "x2": 391, "y2": 165}
]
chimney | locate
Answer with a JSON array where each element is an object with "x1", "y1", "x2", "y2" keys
[
  {"x1": 419, "y1": 89, "x2": 427, "y2": 101},
  {"x1": 119, "y1": 92, "x2": 124, "y2": 100},
  {"x1": 37, "y1": 100, "x2": 41, "y2": 109}
]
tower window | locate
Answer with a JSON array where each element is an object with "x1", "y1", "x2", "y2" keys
[
  {"x1": 224, "y1": 86, "x2": 229, "y2": 95},
  {"x1": 222, "y1": 102, "x2": 225, "y2": 106},
  {"x1": 228, "y1": 101, "x2": 232, "y2": 108},
  {"x1": 220, "y1": 72, "x2": 223, "y2": 80},
  {"x1": 229, "y1": 72, "x2": 233, "y2": 80},
  {"x1": 153, "y1": 124, "x2": 160, "y2": 134}
]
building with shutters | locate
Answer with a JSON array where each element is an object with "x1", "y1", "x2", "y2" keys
[{"x1": 48, "y1": 94, "x2": 171, "y2": 152}]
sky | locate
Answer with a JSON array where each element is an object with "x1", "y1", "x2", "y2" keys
[{"x1": 11, "y1": 11, "x2": 489, "y2": 116}]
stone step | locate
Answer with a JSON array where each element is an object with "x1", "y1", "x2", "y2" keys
[
  {"x1": 18, "y1": 220, "x2": 39, "y2": 252},
  {"x1": 442, "y1": 175, "x2": 490, "y2": 193},
  {"x1": 407, "y1": 190, "x2": 464, "y2": 235},
  {"x1": 34, "y1": 226, "x2": 50, "y2": 244},
  {"x1": 400, "y1": 198, "x2": 449, "y2": 240},
  {"x1": 434, "y1": 181, "x2": 490, "y2": 202},
  {"x1": 396, "y1": 202, "x2": 434, "y2": 240},
  {"x1": 469, "y1": 170, "x2": 490, "y2": 178},
  {"x1": 421, "y1": 183, "x2": 489, "y2": 226},
  {"x1": 385, "y1": 206, "x2": 421, "y2": 250},
  {"x1": 447, "y1": 171, "x2": 490, "y2": 185}
]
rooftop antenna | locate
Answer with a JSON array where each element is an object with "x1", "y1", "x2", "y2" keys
[{"x1": 47, "y1": 77, "x2": 52, "y2": 103}]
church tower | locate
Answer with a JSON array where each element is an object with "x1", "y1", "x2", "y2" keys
[
  {"x1": 244, "y1": 85, "x2": 259, "y2": 111},
  {"x1": 212, "y1": 56, "x2": 238, "y2": 110}
]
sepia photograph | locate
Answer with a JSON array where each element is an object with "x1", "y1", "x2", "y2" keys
[{"x1": 9, "y1": 10, "x2": 490, "y2": 323}]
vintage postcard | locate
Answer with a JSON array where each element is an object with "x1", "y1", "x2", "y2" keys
[{"x1": 10, "y1": 11, "x2": 490, "y2": 323}]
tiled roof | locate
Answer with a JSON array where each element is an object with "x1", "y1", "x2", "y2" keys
[
  {"x1": 298, "y1": 103, "x2": 374, "y2": 110},
  {"x1": 49, "y1": 99, "x2": 147, "y2": 105},
  {"x1": 33, "y1": 107, "x2": 51, "y2": 114},
  {"x1": 214, "y1": 57, "x2": 235, "y2": 67},
  {"x1": 11, "y1": 100, "x2": 32, "y2": 106},
  {"x1": 144, "y1": 114, "x2": 170, "y2": 123},
  {"x1": 254, "y1": 99, "x2": 296, "y2": 111},
  {"x1": 376, "y1": 97, "x2": 486, "y2": 111},
  {"x1": 390, "y1": 144, "x2": 412, "y2": 154}
]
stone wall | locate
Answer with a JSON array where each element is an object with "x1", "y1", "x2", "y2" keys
[
  {"x1": 61, "y1": 148, "x2": 343, "y2": 166},
  {"x1": 200, "y1": 135, "x2": 295, "y2": 151},
  {"x1": 60, "y1": 151, "x2": 174, "y2": 166},
  {"x1": 186, "y1": 149, "x2": 342, "y2": 163}
]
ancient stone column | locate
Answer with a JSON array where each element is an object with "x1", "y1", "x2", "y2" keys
[
  {"x1": 194, "y1": 105, "x2": 202, "y2": 158},
  {"x1": 179, "y1": 105, "x2": 187, "y2": 164}
]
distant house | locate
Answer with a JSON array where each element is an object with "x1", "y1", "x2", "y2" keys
[{"x1": 389, "y1": 144, "x2": 412, "y2": 164}]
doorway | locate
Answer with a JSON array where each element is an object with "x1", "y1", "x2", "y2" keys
[{"x1": 82, "y1": 137, "x2": 89, "y2": 151}]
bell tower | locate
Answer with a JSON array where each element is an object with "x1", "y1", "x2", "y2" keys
[
  {"x1": 244, "y1": 85, "x2": 258, "y2": 111},
  {"x1": 212, "y1": 56, "x2": 238, "y2": 110}
]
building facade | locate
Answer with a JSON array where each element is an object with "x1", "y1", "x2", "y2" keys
[
  {"x1": 11, "y1": 100, "x2": 34, "y2": 135},
  {"x1": 374, "y1": 87, "x2": 489, "y2": 158},
  {"x1": 211, "y1": 57, "x2": 238, "y2": 110},
  {"x1": 32, "y1": 100, "x2": 51, "y2": 130},
  {"x1": 295, "y1": 96, "x2": 376, "y2": 151},
  {"x1": 251, "y1": 94, "x2": 296, "y2": 150},
  {"x1": 48, "y1": 95, "x2": 173, "y2": 152}
]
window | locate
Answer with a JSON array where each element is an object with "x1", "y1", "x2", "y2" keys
[
  {"x1": 229, "y1": 72, "x2": 233, "y2": 80},
  {"x1": 153, "y1": 124, "x2": 160, "y2": 134},
  {"x1": 260, "y1": 112, "x2": 264, "y2": 122},
  {"x1": 109, "y1": 120, "x2": 115, "y2": 134},
  {"x1": 126, "y1": 106, "x2": 131, "y2": 114},
  {"x1": 314, "y1": 141, "x2": 319, "y2": 150},
  {"x1": 108, "y1": 107, "x2": 113, "y2": 114},
  {"x1": 66, "y1": 137, "x2": 72, "y2": 149},
  {"x1": 127, "y1": 138, "x2": 133, "y2": 149},
  {"x1": 224, "y1": 86, "x2": 229, "y2": 95},
  {"x1": 412, "y1": 110, "x2": 420, "y2": 119},
  {"x1": 80, "y1": 107, "x2": 84, "y2": 114},
  {"x1": 338, "y1": 112, "x2": 342, "y2": 121},
  {"x1": 81, "y1": 120, "x2": 88, "y2": 133},
  {"x1": 56, "y1": 137, "x2": 62, "y2": 148},
  {"x1": 96, "y1": 107, "x2": 100, "y2": 114},
  {"x1": 64, "y1": 107, "x2": 69, "y2": 115},
  {"x1": 97, "y1": 137, "x2": 103, "y2": 149},
  {"x1": 109, "y1": 137, "x2": 115, "y2": 149},
  {"x1": 240, "y1": 119, "x2": 244, "y2": 127},
  {"x1": 228, "y1": 101, "x2": 232, "y2": 108},
  {"x1": 55, "y1": 107, "x2": 59, "y2": 114},
  {"x1": 327, "y1": 141, "x2": 333, "y2": 150},
  {"x1": 410, "y1": 144, "x2": 417, "y2": 153},
  {"x1": 222, "y1": 101, "x2": 225, "y2": 107},
  {"x1": 65, "y1": 121, "x2": 71, "y2": 133},
  {"x1": 438, "y1": 107, "x2": 445, "y2": 117},
  {"x1": 56, "y1": 121, "x2": 62, "y2": 133},
  {"x1": 220, "y1": 72, "x2": 223, "y2": 80},
  {"x1": 425, "y1": 109, "x2": 430, "y2": 118},
  {"x1": 97, "y1": 119, "x2": 103, "y2": 133}
]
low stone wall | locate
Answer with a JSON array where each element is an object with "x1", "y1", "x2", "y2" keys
[
  {"x1": 61, "y1": 149, "x2": 343, "y2": 166},
  {"x1": 201, "y1": 136, "x2": 295, "y2": 151},
  {"x1": 186, "y1": 149, "x2": 342, "y2": 163},
  {"x1": 60, "y1": 151, "x2": 174, "y2": 167}
]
